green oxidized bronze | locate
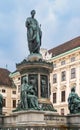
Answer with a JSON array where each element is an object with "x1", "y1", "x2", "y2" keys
[
  {"x1": 17, "y1": 77, "x2": 40, "y2": 110},
  {"x1": 68, "y1": 87, "x2": 80, "y2": 114},
  {"x1": 0, "y1": 93, "x2": 3, "y2": 115},
  {"x1": 25, "y1": 10, "x2": 42, "y2": 54},
  {"x1": 15, "y1": 10, "x2": 57, "y2": 112},
  {"x1": 41, "y1": 103, "x2": 57, "y2": 111},
  {"x1": 41, "y1": 75, "x2": 48, "y2": 98}
]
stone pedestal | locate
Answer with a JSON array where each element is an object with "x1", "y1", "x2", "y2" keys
[
  {"x1": 2, "y1": 111, "x2": 80, "y2": 129},
  {"x1": 3, "y1": 110, "x2": 67, "y2": 129},
  {"x1": 3, "y1": 110, "x2": 45, "y2": 127},
  {"x1": 16, "y1": 54, "x2": 55, "y2": 111},
  {"x1": 67, "y1": 114, "x2": 80, "y2": 128},
  {"x1": 27, "y1": 53, "x2": 43, "y2": 62},
  {"x1": 0, "y1": 115, "x2": 3, "y2": 127}
]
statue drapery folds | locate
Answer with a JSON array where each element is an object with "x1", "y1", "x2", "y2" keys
[
  {"x1": 20, "y1": 77, "x2": 40, "y2": 110},
  {"x1": 25, "y1": 10, "x2": 42, "y2": 54}
]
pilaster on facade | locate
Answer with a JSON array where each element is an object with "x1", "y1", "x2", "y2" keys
[
  {"x1": 76, "y1": 64, "x2": 80, "y2": 95},
  {"x1": 57, "y1": 70, "x2": 61, "y2": 104}
]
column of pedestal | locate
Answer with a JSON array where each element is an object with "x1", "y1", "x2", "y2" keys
[
  {"x1": 38, "y1": 73, "x2": 41, "y2": 99},
  {"x1": 46, "y1": 74, "x2": 49, "y2": 99}
]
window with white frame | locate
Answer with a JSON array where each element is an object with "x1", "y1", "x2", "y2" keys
[
  {"x1": 61, "y1": 71, "x2": 66, "y2": 81},
  {"x1": 3, "y1": 99, "x2": 6, "y2": 107},
  {"x1": 18, "y1": 85, "x2": 21, "y2": 93},
  {"x1": 61, "y1": 91, "x2": 65, "y2": 102},
  {"x1": 2, "y1": 89, "x2": 6, "y2": 93},
  {"x1": 12, "y1": 91, "x2": 16, "y2": 94},
  {"x1": 53, "y1": 74, "x2": 57, "y2": 83},
  {"x1": 18, "y1": 77, "x2": 20, "y2": 80},
  {"x1": 12, "y1": 100, "x2": 16, "y2": 108},
  {"x1": 71, "y1": 68, "x2": 76, "y2": 79},
  {"x1": 61, "y1": 60, "x2": 65, "y2": 65},
  {"x1": 61, "y1": 108, "x2": 64, "y2": 115},
  {"x1": 71, "y1": 57, "x2": 75, "y2": 62},
  {"x1": 53, "y1": 92, "x2": 57, "y2": 103}
]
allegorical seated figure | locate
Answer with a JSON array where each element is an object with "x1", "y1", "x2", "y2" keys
[
  {"x1": 20, "y1": 77, "x2": 40, "y2": 110},
  {"x1": 68, "y1": 87, "x2": 80, "y2": 114}
]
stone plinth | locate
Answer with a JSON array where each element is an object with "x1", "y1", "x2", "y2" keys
[
  {"x1": 27, "y1": 53, "x2": 43, "y2": 62},
  {"x1": 44, "y1": 111, "x2": 67, "y2": 127},
  {"x1": 3, "y1": 110, "x2": 45, "y2": 127},
  {"x1": 67, "y1": 114, "x2": 80, "y2": 128},
  {"x1": 2, "y1": 110, "x2": 69, "y2": 129},
  {"x1": 3, "y1": 111, "x2": 80, "y2": 129},
  {"x1": 0, "y1": 115, "x2": 4, "y2": 127}
]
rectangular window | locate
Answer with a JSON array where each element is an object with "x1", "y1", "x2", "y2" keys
[
  {"x1": 53, "y1": 74, "x2": 57, "y2": 83},
  {"x1": 13, "y1": 100, "x2": 16, "y2": 108},
  {"x1": 61, "y1": 71, "x2": 66, "y2": 81},
  {"x1": 61, "y1": 91, "x2": 65, "y2": 102},
  {"x1": 71, "y1": 68, "x2": 76, "y2": 79},
  {"x1": 53, "y1": 93, "x2": 56, "y2": 103},
  {"x1": 61, "y1": 60, "x2": 65, "y2": 65},
  {"x1": 18, "y1": 77, "x2": 20, "y2": 80},
  {"x1": 18, "y1": 85, "x2": 21, "y2": 93},
  {"x1": 71, "y1": 57, "x2": 75, "y2": 62},
  {"x1": 12, "y1": 91, "x2": 16, "y2": 94},
  {"x1": 3, "y1": 99, "x2": 6, "y2": 107},
  {"x1": 2, "y1": 89, "x2": 6, "y2": 93},
  {"x1": 61, "y1": 108, "x2": 64, "y2": 115}
]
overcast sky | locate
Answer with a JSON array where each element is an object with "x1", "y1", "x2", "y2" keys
[{"x1": 0, "y1": 0, "x2": 80, "y2": 71}]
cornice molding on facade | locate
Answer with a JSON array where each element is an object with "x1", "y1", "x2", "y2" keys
[
  {"x1": 53, "y1": 103, "x2": 68, "y2": 107},
  {"x1": 60, "y1": 85, "x2": 66, "y2": 90},
  {"x1": 69, "y1": 82, "x2": 76, "y2": 88},
  {"x1": 49, "y1": 47, "x2": 80, "y2": 61},
  {"x1": 52, "y1": 86, "x2": 57, "y2": 92},
  {"x1": 52, "y1": 59, "x2": 80, "y2": 72},
  {"x1": 9, "y1": 71, "x2": 20, "y2": 78}
]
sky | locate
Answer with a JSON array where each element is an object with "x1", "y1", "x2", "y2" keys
[{"x1": 0, "y1": 0, "x2": 80, "y2": 72}]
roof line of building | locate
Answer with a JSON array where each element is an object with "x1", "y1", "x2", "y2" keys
[
  {"x1": 49, "y1": 46, "x2": 80, "y2": 61},
  {"x1": 48, "y1": 36, "x2": 80, "y2": 57},
  {"x1": 9, "y1": 71, "x2": 20, "y2": 77}
]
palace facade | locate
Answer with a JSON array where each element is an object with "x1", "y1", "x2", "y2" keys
[{"x1": 48, "y1": 36, "x2": 80, "y2": 115}]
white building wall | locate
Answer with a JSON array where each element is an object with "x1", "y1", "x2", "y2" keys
[{"x1": 49, "y1": 47, "x2": 80, "y2": 115}]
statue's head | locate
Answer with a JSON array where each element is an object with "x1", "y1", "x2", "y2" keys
[
  {"x1": 31, "y1": 10, "x2": 36, "y2": 17},
  {"x1": 22, "y1": 76, "x2": 28, "y2": 83},
  {"x1": 71, "y1": 87, "x2": 75, "y2": 92}
]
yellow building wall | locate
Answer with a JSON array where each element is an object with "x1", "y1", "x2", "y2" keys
[{"x1": 0, "y1": 85, "x2": 17, "y2": 115}]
